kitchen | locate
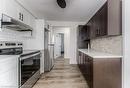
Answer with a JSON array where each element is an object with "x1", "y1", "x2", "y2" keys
[{"x1": 0, "y1": 0, "x2": 129, "y2": 88}]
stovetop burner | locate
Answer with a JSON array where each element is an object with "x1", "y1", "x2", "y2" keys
[{"x1": 0, "y1": 41, "x2": 23, "y2": 55}]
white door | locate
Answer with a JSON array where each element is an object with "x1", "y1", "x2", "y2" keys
[{"x1": 54, "y1": 33, "x2": 62, "y2": 58}]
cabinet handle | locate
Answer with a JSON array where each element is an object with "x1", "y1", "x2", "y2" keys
[
  {"x1": 19, "y1": 13, "x2": 24, "y2": 21},
  {"x1": 96, "y1": 29, "x2": 99, "y2": 35},
  {"x1": 21, "y1": 14, "x2": 23, "y2": 21},
  {"x1": 96, "y1": 28, "x2": 100, "y2": 36},
  {"x1": 19, "y1": 13, "x2": 21, "y2": 20},
  {"x1": 98, "y1": 29, "x2": 100, "y2": 35}
]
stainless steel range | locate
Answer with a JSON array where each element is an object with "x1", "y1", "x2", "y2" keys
[
  {"x1": 20, "y1": 50, "x2": 41, "y2": 88},
  {"x1": 0, "y1": 41, "x2": 41, "y2": 88}
]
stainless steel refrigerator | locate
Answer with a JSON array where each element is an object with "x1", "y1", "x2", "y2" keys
[{"x1": 44, "y1": 28, "x2": 54, "y2": 72}]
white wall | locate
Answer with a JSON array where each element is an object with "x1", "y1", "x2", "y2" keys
[
  {"x1": 123, "y1": 0, "x2": 130, "y2": 88},
  {"x1": 53, "y1": 27, "x2": 70, "y2": 59},
  {"x1": 47, "y1": 21, "x2": 85, "y2": 64}
]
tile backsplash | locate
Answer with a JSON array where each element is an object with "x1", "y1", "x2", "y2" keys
[
  {"x1": 91, "y1": 36, "x2": 123, "y2": 55},
  {"x1": 0, "y1": 28, "x2": 30, "y2": 48}
]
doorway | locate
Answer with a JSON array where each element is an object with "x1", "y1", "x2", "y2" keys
[
  {"x1": 60, "y1": 33, "x2": 64, "y2": 57},
  {"x1": 52, "y1": 27, "x2": 70, "y2": 59},
  {"x1": 54, "y1": 33, "x2": 64, "y2": 58}
]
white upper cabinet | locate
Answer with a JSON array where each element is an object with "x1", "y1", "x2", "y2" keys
[
  {"x1": 17, "y1": 4, "x2": 28, "y2": 24},
  {"x1": 0, "y1": 0, "x2": 3, "y2": 12},
  {"x1": 28, "y1": 13, "x2": 35, "y2": 28},
  {"x1": 17, "y1": 4, "x2": 35, "y2": 28},
  {"x1": 1, "y1": 0, "x2": 35, "y2": 28},
  {"x1": 2, "y1": 0, "x2": 18, "y2": 19},
  {"x1": 24, "y1": 10, "x2": 30, "y2": 25}
]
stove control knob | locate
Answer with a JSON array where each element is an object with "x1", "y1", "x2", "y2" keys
[{"x1": 0, "y1": 44, "x2": 3, "y2": 46}]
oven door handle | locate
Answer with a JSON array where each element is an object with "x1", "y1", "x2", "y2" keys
[{"x1": 20, "y1": 52, "x2": 41, "y2": 60}]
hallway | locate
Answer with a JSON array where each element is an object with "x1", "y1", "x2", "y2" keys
[{"x1": 33, "y1": 58, "x2": 89, "y2": 88}]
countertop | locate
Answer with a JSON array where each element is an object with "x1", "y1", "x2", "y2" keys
[
  {"x1": 0, "y1": 50, "x2": 40, "y2": 61},
  {"x1": 78, "y1": 49, "x2": 122, "y2": 58},
  {"x1": 22, "y1": 50, "x2": 40, "y2": 55},
  {"x1": 0, "y1": 55, "x2": 20, "y2": 61}
]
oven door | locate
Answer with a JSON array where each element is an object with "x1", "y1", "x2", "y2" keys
[{"x1": 20, "y1": 52, "x2": 41, "y2": 88}]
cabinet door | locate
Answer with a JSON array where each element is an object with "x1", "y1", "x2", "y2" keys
[
  {"x1": 2, "y1": 0, "x2": 18, "y2": 19},
  {"x1": 98, "y1": 2, "x2": 107, "y2": 36},
  {"x1": 94, "y1": 13, "x2": 100, "y2": 37},
  {"x1": 28, "y1": 13, "x2": 35, "y2": 28},
  {"x1": 0, "y1": 56, "x2": 19, "y2": 87},
  {"x1": 17, "y1": 5, "x2": 35, "y2": 28},
  {"x1": 0, "y1": 0, "x2": 3, "y2": 12},
  {"x1": 94, "y1": 2, "x2": 107, "y2": 37},
  {"x1": 84, "y1": 56, "x2": 93, "y2": 88},
  {"x1": 78, "y1": 52, "x2": 85, "y2": 72},
  {"x1": 77, "y1": 25, "x2": 90, "y2": 49},
  {"x1": 88, "y1": 19, "x2": 96, "y2": 39},
  {"x1": 79, "y1": 54, "x2": 93, "y2": 88},
  {"x1": 78, "y1": 51, "x2": 80, "y2": 66},
  {"x1": 23, "y1": 10, "x2": 29, "y2": 25},
  {"x1": 17, "y1": 5, "x2": 27, "y2": 23},
  {"x1": 101, "y1": 3, "x2": 108, "y2": 36},
  {"x1": 108, "y1": 0, "x2": 122, "y2": 35},
  {"x1": 93, "y1": 58, "x2": 122, "y2": 88}
]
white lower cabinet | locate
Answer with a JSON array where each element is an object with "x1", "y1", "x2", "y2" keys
[
  {"x1": 0, "y1": 69, "x2": 18, "y2": 88},
  {"x1": 0, "y1": 56, "x2": 19, "y2": 88}
]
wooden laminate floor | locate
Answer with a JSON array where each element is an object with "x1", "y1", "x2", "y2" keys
[{"x1": 33, "y1": 58, "x2": 89, "y2": 88}]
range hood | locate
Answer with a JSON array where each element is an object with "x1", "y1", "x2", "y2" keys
[{"x1": 1, "y1": 14, "x2": 33, "y2": 31}]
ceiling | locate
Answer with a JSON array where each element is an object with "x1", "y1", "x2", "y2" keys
[{"x1": 18, "y1": 0, "x2": 106, "y2": 22}]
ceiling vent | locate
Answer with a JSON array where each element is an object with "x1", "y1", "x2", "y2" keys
[{"x1": 57, "y1": 0, "x2": 66, "y2": 8}]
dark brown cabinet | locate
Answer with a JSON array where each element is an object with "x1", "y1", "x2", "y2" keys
[
  {"x1": 87, "y1": 0, "x2": 122, "y2": 39},
  {"x1": 78, "y1": 51, "x2": 93, "y2": 88},
  {"x1": 108, "y1": 0, "x2": 122, "y2": 35},
  {"x1": 77, "y1": 51, "x2": 122, "y2": 88},
  {"x1": 87, "y1": 2, "x2": 108, "y2": 38},
  {"x1": 77, "y1": 25, "x2": 90, "y2": 49},
  {"x1": 87, "y1": 19, "x2": 95, "y2": 39},
  {"x1": 93, "y1": 58, "x2": 122, "y2": 88}
]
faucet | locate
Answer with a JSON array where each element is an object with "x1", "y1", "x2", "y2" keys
[{"x1": 87, "y1": 42, "x2": 91, "y2": 52}]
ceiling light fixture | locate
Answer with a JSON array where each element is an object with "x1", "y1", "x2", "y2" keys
[{"x1": 57, "y1": 0, "x2": 66, "y2": 8}]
